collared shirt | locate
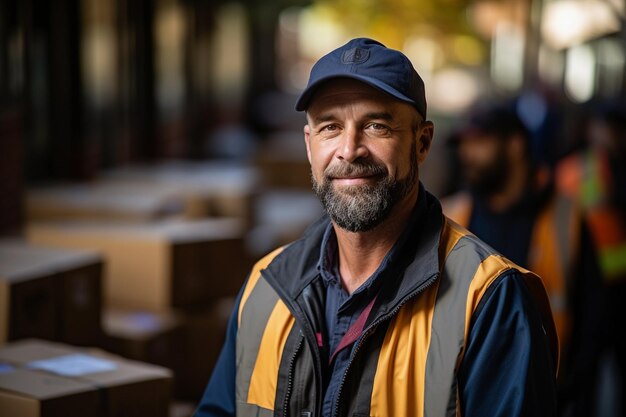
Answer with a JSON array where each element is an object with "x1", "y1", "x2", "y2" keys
[{"x1": 317, "y1": 186, "x2": 427, "y2": 417}]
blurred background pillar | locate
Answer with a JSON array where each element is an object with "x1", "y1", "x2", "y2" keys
[{"x1": 117, "y1": 0, "x2": 157, "y2": 162}]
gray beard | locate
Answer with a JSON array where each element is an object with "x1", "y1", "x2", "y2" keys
[{"x1": 312, "y1": 144, "x2": 418, "y2": 232}]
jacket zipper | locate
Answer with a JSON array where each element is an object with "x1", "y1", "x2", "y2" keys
[
  {"x1": 283, "y1": 334, "x2": 305, "y2": 417},
  {"x1": 332, "y1": 273, "x2": 440, "y2": 417}
]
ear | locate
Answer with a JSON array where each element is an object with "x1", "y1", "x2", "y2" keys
[
  {"x1": 417, "y1": 121, "x2": 434, "y2": 163},
  {"x1": 304, "y1": 124, "x2": 312, "y2": 164}
]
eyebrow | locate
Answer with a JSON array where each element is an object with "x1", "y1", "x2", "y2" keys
[
  {"x1": 364, "y1": 112, "x2": 394, "y2": 122},
  {"x1": 311, "y1": 111, "x2": 395, "y2": 125}
]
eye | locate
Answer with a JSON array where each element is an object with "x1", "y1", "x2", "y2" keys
[
  {"x1": 366, "y1": 122, "x2": 391, "y2": 135},
  {"x1": 319, "y1": 124, "x2": 339, "y2": 133}
]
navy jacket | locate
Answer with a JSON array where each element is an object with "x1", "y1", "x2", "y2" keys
[{"x1": 195, "y1": 187, "x2": 557, "y2": 417}]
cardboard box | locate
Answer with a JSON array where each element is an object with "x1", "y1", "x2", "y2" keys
[
  {"x1": 0, "y1": 240, "x2": 103, "y2": 346},
  {"x1": 58, "y1": 263, "x2": 103, "y2": 346},
  {"x1": 175, "y1": 297, "x2": 234, "y2": 402},
  {"x1": 26, "y1": 182, "x2": 185, "y2": 223},
  {"x1": 0, "y1": 339, "x2": 173, "y2": 417},
  {"x1": 27, "y1": 219, "x2": 249, "y2": 311},
  {"x1": 101, "y1": 301, "x2": 234, "y2": 403},
  {"x1": 0, "y1": 367, "x2": 100, "y2": 417},
  {"x1": 0, "y1": 270, "x2": 57, "y2": 344},
  {"x1": 78, "y1": 354, "x2": 172, "y2": 417},
  {"x1": 102, "y1": 308, "x2": 183, "y2": 374},
  {"x1": 101, "y1": 161, "x2": 261, "y2": 225}
]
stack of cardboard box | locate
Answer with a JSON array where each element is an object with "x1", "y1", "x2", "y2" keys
[
  {"x1": 26, "y1": 218, "x2": 249, "y2": 402},
  {"x1": 12, "y1": 158, "x2": 324, "y2": 410}
]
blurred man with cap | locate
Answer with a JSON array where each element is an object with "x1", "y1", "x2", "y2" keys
[
  {"x1": 443, "y1": 103, "x2": 605, "y2": 416},
  {"x1": 194, "y1": 38, "x2": 558, "y2": 417}
]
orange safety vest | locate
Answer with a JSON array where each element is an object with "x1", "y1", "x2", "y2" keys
[
  {"x1": 557, "y1": 150, "x2": 626, "y2": 284},
  {"x1": 442, "y1": 192, "x2": 579, "y2": 354}
]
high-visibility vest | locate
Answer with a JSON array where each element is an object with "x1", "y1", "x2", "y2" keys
[
  {"x1": 234, "y1": 216, "x2": 557, "y2": 417},
  {"x1": 441, "y1": 192, "x2": 579, "y2": 353},
  {"x1": 557, "y1": 150, "x2": 626, "y2": 283}
]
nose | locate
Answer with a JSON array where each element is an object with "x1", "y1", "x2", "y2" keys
[{"x1": 336, "y1": 126, "x2": 369, "y2": 162}]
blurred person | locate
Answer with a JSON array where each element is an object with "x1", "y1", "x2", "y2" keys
[
  {"x1": 194, "y1": 38, "x2": 558, "y2": 417},
  {"x1": 443, "y1": 104, "x2": 606, "y2": 417},
  {"x1": 556, "y1": 100, "x2": 626, "y2": 416}
]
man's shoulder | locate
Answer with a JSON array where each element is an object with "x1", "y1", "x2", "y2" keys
[
  {"x1": 440, "y1": 215, "x2": 487, "y2": 257},
  {"x1": 439, "y1": 216, "x2": 530, "y2": 283}
]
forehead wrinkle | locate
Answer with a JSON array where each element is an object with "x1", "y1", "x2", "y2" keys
[
  {"x1": 308, "y1": 80, "x2": 394, "y2": 111},
  {"x1": 311, "y1": 113, "x2": 337, "y2": 125},
  {"x1": 307, "y1": 96, "x2": 397, "y2": 126}
]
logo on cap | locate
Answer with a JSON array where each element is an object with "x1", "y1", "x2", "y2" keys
[{"x1": 341, "y1": 47, "x2": 370, "y2": 65}]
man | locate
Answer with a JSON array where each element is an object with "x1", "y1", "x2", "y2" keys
[
  {"x1": 195, "y1": 38, "x2": 558, "y2": 417},
  {"x1": 556, "y1": 100, "x2": 626, "y2": 416},
  {"x1": 443, "y1": 104, "x2": 604, "y2": 416}
]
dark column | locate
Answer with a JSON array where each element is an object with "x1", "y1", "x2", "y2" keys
[
  {"x1": 0, "y1": 1, "x2": 25, "y2": 233},
  {"x1": 47, "y1": 0, "x2": 89, "y2": 179},
  {"x1": 244, "y1": 2, "x2": 280, "y2": 134},
  {"x1": 117, "y1": 0, "x2": 157, "y2": 161}
]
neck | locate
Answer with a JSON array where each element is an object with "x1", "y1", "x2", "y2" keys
[
  {"x1": 334, "y1": 187, "x2": 419, "y2": 294},
  {"x1": 487, "y1": 161, "x2": 529, "y2": 212}
]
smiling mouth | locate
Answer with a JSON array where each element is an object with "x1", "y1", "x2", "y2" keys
[
  {"x1": 333, "y1": 174, "x2": 375, "y2": 180},
  {"x1": 331, "y1": 174, "x2": 380, "y2": 186}
]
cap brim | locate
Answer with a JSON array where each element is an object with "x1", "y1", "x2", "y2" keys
[{"x1": 295, "y1": 74, "x2": 417, "y2": 112}]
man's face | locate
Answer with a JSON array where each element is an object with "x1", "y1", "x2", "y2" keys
[
  {"x1": 457, "y1": 132, "x2": 509, "y2": 196},
  {"x1": 303, "y1": 79, "x2": 432, "y2": 232}
]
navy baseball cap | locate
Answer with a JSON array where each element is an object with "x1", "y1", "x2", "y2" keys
[{"x1": 295, "y1": 38, "x2": 427, "y2": 118}]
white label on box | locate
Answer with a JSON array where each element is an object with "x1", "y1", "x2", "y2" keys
[
  {"x1": 26, "y1": 354, "x2": 117, "y2": 376},
  {"x1": 0, "y1": 363, "x2": 15, "y2": 374}
]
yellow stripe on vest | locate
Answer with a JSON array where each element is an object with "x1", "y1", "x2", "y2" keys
[
  {"x1": 247, "y1": 300, "x2": 295, "y2": 410},
  {"x1": 462, "y1": 254, "x2": 558, "y2": 371},
  {"x1": 370, "y1": 283, "x2": 440, "y2": 417},
  {"x1": 463, "y1": 255, "x2": 525, "y2": 341},
  {"x1": 439, "y1": 218, "x2": 469, "y2": 264},
  {"x1": 239, "y1": 247, "x2": 285, "y2": 327}
]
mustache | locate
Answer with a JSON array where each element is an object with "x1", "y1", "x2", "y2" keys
[{"x1": 324, "y1": 160, "x2": 388, "y2": 179}]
